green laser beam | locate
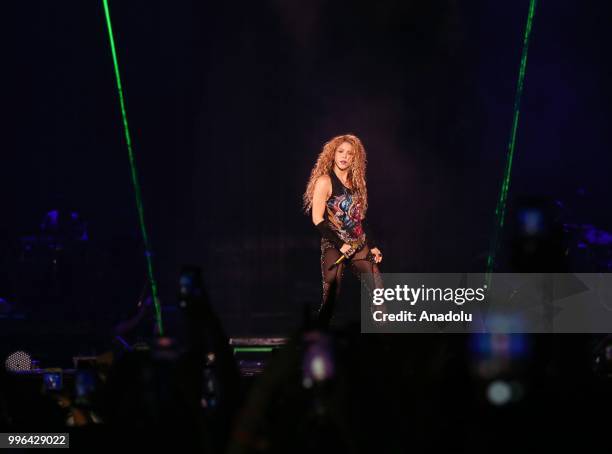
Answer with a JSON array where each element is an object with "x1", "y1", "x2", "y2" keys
[
  {"x1": 486, "y1": 0, "x2": 537, "y2": 276},
  {"x1": 102, "y1": 0, "x2": 164, "y2": 335},
  {"x1": 233, "y1": 347, "x2": 275, "y2": 353}
]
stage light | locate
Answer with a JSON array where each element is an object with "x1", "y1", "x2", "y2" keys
[{"x1": 5, "y1": 351, "x2": 32, "y2": 372}]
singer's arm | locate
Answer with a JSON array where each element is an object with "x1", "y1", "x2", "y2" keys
[
  {"x1": 312, "y1": 175, "x2": 352, "y2": 256},
  {"x1": 362, "y1": 218, "x2": 383, "y2": 263}
]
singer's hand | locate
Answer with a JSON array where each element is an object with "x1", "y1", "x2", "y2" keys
[
  {"x1": 371, "y1": 247, "x2": 383, "y2": 264},
  {"x1": 340, "y1": 243, "x2": 354, "y2": 257}
]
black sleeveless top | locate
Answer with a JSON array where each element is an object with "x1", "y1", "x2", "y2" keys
[{"x1": 324, "y1": 172, "x2": 365, "y2": 244}]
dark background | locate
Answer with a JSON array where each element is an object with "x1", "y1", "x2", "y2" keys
[{"x1": 3, "y1": 0, "x2": 611, "y2": 341}]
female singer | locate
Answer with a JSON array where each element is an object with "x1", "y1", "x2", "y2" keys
[{"x1": 303, "y1": 134, "x2": 383, "y2": 327}]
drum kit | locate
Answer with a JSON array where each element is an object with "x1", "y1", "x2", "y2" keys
[
  {"x1": 512, "y1": 193, "x2": 612, "y2": 272},
  {"x1": 11, "y1": 209, "x2": 89, "y2": 317}
]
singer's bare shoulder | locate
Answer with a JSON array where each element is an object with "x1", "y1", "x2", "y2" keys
[
  {"x1": 311, "y1": 174, "x2": 332, "y2": 224},
  {"x1": 313, "y1": 175, "x2": 332, "y2": 201},
  {"x1": 314, "y1": 174, "x2": 332, "y2": 192}
]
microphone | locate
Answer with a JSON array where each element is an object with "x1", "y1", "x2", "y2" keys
[
  {"x1": 328, "y1": 254, "x2": 349, "y2": 271},
  {"x1": 327, "y1": 240, "x2": 363, "y2": 270}
]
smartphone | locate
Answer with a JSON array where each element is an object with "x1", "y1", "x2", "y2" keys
[
  {"x1": 518, "y1": 207, "x2": 546, "y2": 236},
  {"x1": 43, "y1": 371, "x2": 63, "y2": 392},
  {"x1": 75, "y1": 370, "x2": 96, "y2": 398},
  {"x1": 178, "y1": 265, "x2": 204, "y2": 308},
  {"x1": 302, "y1": 331, "x2": 335, "y2": 387}
]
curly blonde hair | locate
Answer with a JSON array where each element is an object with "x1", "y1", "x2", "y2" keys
[{"x1": 303, "y1": 134, "x2": 368, "y2": 217}]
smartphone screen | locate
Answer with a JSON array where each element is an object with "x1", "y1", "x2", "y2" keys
[
  {"x1": 43, "y1": 372, "x2": 63, "y2": 392},
  {"x1": 302, "y1": 331, "x2": 335, "y2": 387},
  {"x1": 75, "y1": 370, "x2": 96, "y2": 398},
  {"x1": 179, "y1": 265, "x2": 204, "y2": 307}
]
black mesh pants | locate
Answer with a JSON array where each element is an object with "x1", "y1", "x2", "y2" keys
[{"x1": 317, "y1": 238, "x2": 383, "y2": 328}]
